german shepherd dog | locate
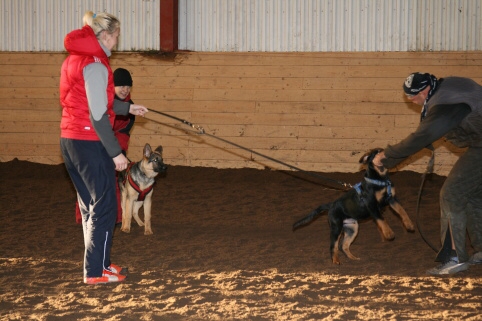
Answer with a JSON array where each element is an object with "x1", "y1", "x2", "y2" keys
[
  {"x1": 118, "y1": 143, "x2": 167, "y2": 235},
  {"x1": 292, "y1": 148, "x2": 415, "y2": 264}
]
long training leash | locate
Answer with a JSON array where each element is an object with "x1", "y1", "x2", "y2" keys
[
  {"x1": 146, "y1": 109, "x2": 352, "y2": 191},
  {"x1": 147, "y1": 109, "x2": 438, "y2": 251},
  {"x1": 415, "y1": 147, "x2": 438, "y2": 252}
]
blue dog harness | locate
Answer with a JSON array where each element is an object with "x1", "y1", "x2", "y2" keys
[{"x1": 353, "y1": 177, "x2": 393, "y2": 202}]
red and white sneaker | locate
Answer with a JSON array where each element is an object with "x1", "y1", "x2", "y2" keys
[
  {"x1": 84, "y1": 269, "x2": 126, "y2": 285},
  {"x1": 107, "y1": 263, "x2": 127, "y2": 275}
]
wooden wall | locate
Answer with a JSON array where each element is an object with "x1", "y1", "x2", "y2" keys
[{"x1": 1, "y1": 51, "x2": 481, "y2": 175}]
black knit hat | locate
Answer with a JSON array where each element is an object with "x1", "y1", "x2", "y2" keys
[
  {"x1": 113, "y1": 68, "x2": 133, "y2": 87},
  {"x1": 403, "y1": 72, "x2": 432, "y2": 95}
]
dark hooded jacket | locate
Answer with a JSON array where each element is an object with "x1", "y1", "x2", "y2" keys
[{"x1": 383, "y1": 77, "x2": 482, "y2": 168}]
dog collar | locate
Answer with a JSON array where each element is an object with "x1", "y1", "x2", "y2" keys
[
  {"x1": 364, "y1": 177, "x2": 392, "y2": 197},
  {"x1": 364, "y1": 177, "x2": 391, "y2": 186}
]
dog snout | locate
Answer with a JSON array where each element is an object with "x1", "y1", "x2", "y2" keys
[{"x1": 155, "y1": 163, "x2": 168, "y2": 173}]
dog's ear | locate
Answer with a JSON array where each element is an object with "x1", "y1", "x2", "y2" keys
[
  {"x1": 143, "y1": 143, "x2": 153, "y2": 158},
  {"x1": 360, "y1": 148, "x2": 383, "y2": 164},
  {"x1": 359, "y1": 153, "x2": 369, "y2": 164},
  {"x1": 155, "y1": 146, "x2": 163, "y2": 154}
]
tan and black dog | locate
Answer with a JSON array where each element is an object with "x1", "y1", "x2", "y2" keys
[
  {"x1": 293, "y1": 148, "x2": 415, "y2": 264},
  {"x1": 118, "y1": 143, "x2": 167, "y2": 235}
]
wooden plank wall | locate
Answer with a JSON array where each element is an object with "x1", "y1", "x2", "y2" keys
[{"x1": 1, "y1": 51, "x2": 481, "y2": 175}]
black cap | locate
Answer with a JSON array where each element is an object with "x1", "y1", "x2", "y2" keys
[
  {"x1": 113, "y1": 68, "x2": 133, "y2": 87},
  {"x1": 403, "y1": 72, "x2": 432, "y2": 95}
]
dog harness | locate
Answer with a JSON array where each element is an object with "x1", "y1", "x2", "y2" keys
[
  {"x1": 353, "y1": 177, "x2": 393, "y2": 203},
  {"x1": 125, "y1": 162, "x2": 154, "y2": 201},
  {"x1": 352, "y1": 182, "x2": 367, "y2": 205}
]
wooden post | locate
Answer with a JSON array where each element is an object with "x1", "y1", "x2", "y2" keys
[{"x1": 160, "y1": 0, "x2": 178, "y2": 52}]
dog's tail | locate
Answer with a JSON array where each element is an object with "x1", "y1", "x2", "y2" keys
[{"x1": 292, "y1": 203, "x2": 331, "y2": 231}]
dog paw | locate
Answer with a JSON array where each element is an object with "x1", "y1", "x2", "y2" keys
[
  {"x1": 384, "y1": 231, "x2": 395, "y2": 240},
  {"x1": 144, "y1": 229, "x2": 153, "y2": 235},
  {"x1": 344, "y1": 252, "x2": 360, "y2": 261},
  {"x1": 332, "y1": 254, "x2": 342, "y2": 265},
  {"x1": 405, "y1": 221, "x2": 415, "y2": 232},
  {"x1": 120, "y1": 227, "x2": 131, "y2": 233}
]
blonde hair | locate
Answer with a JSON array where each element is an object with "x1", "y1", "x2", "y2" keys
[{"x1": 83, "y1": 11, "x2": 120, "y2": 39}]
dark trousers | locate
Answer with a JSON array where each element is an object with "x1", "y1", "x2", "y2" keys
[
  {"x1": 437, "y1": 146, "x2": 482, "y2": 262},
  {"x1": 60, "y1": 138, "x2": 117, "y2": 277}
]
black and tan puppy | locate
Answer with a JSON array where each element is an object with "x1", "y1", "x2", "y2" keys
[
  {"x1": 293, "y1": 148, "x2": 415, "y2": 264},
  {"x1": 118, "y1": 143, "x2": 167, "y2": 235}
]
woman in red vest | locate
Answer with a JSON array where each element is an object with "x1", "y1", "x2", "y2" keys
[{"x1": 60, "y1": 11, "x2": 148, "y2": 285}]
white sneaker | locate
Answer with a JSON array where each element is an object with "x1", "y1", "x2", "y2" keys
[
  {"x1": 468, "y1": 252, "x2": 482, "y2": 265},
  {"x1": 427, "y1": 259, "x2": 469, "y2": 275}
]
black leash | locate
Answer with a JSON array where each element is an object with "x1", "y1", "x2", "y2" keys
[
  {"x1": 146, "y1": 109, "x2": 352, "y2": 190},
  {"x1": 147, "y1": 109, "x2": 438, "y2": 251},
  {"x1": 415, "y1": 147, "x2": 438, "y2": 252}
]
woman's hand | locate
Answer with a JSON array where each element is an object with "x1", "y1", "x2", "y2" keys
[
  {"x1": 113, "y1": 153, "x2": 129, "y2": 171},
  {"x1": 129, "y1": 104, "x2": 148, "y2": 117}
]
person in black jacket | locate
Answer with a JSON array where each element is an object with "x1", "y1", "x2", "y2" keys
[
  {"x1": 112, "y1": 68, "x2": 136, "y2": 155},
  {"x1": 373, "y1": 72, "x2": 482, "y2": 275}
]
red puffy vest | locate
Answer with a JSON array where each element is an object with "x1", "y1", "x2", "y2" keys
[{"x1": 60, "y1": 25, "x2": 115, "y2": 141}]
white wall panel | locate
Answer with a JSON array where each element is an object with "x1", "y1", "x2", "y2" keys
[
  {"x1": 1, "y1": 0, "x2": 481, "y2": 52},
  {"x1": 178, "y1": 0, "x2": 482, "y2": 52},
  {"x1": 0, "y1": 0, "x2": 160, "y2": 51}
]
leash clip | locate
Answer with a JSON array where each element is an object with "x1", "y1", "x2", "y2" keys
[{"x1": 194, "y1": 125, "x2": 205, "y2": 134}]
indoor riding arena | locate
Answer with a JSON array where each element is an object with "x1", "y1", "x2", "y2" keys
[{"x1": 1, "y1": 1, "x2": 481, "y2": 320}]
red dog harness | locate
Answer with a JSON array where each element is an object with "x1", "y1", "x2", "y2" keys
[{"x1": 125, "y1": 162, "x2": 154, "y2": 201}]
